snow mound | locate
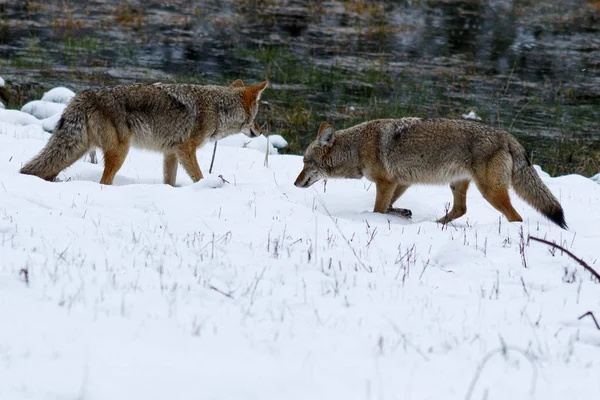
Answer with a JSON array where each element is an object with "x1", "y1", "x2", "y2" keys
[
  {"x1": 191, "y1": 174, "x2": 227, "y2": 189},
  {"x1": 40, "y1": 86, "x2": 75, "y2": 104},
  {"x1": 21, "y1": 100, "x2": 66, "y2": 119},
  {"x1": 219, "y1": 132, "x2": 282, "y2": 154},
  {"x1": 0, "y1": 120, "x2": 46, "y2": 139},
  {"x1": 0, "y1": 76, "x2": 4, "y2": 87},
  {"x1": 0, "y1": 100, "x2": 4, "y2": 109},
  {"x1": 462, "y1": 109, "x2": 482, "y2": 120},
  {"x1": 41, "y1": 113, "x2": 62, "y2": 132},
  {"x1": 268, "y1": 134, "x2": 288, "y2": 149},
  {"x1": 0, "y1": 109, "x2": 41, "y2": 127},
  {"x1": 591, "y1": 173, "x2": 600, "y2": 184}
]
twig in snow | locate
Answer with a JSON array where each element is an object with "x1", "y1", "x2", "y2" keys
[
  {"x1": 520, "y1": 277, "x2": 530, "y2": 298},
  {"x1": 578, "y1": 312, "x2": 600, "y2": 330},
  {"x1": 528, "y1": 236, "x2": 600, "y2": 282},
  {"x1": 209, "y1": 141, "x2": 218, "y2": 174},
  {"x1": 209, "y1": 284, "x2": 234, "y2": 299},
  {"x1": 519, "y1": 226, "x2": 528, "y2": 268},
  {"x1": 19, "y1": 267, "x2": 29, "y2": 287},
  {"x1": 263, "y1": 121, "x2": 270, "y2": 167},
  {"x1": 465, "y1": 346, "x2": 537, "y2": 400},
  {"x1": 418, "y1": 259, "x2": 430, "y2": 281},
  {"x1": 313, "y1": 190, "x2": 371, "y2": 273}
]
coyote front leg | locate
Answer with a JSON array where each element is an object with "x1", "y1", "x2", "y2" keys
[
  {"x1": 387, "y1": 184, "x2": 412, "y2": 218},
  {"x1": 373, "y1": 180, "x2": 396, "y2": 214}
]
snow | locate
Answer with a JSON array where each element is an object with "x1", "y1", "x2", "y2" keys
[
  {"x1": 0, "y1": 76, "x2": 5, "y2": 87},
  {"x1": 219, "y1": 131, "x2": 285, "y2": 154},
  {"x1": 40, "y1": 86, "x2": 75, "y2": 104},
  {"x1": 40, "y1": 112, "x2": 62, "y2": 132},
  {"x1": 21, "y1": 100, "x2": 66, "y2": 119},
  {"x1": 0, "y1": 86, "x2": 599, "y2": 400},
  {"x1": 268, "y1": 134, "x2": 289, "y2": 149},
  {"x1": 462, "y1": 110, "x2": 482, "y2": 120},
  {"x1": 0, "y1": 108, "x2": 46, "y2": 128}
]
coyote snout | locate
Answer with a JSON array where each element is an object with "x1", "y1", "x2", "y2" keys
[
  {"x1": 294, "y1": 167, "x2": 319, "y2": 188},
  {"x1": 246, "y1": 120, "x2": 262, "y2": 138}
]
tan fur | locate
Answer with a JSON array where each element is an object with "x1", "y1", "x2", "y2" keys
[
  {"x1": 294, "y1": 118, "x2": 567, "y2": 229},
  {"x1": 20, "y1": 79, "x2": 268, "y2": 185},
  {"x1": 242, "y1": 81, "x2": 268, "y2": 114}
]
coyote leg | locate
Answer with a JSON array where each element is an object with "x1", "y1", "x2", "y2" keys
[
  {"x1": 373, "y1": 180, "x2": 396, "y2": 214},
  {"x1": 177, "y1": 144, "x2": 203, "y2": 183},
  {"x1": 163, "y1": 153, "x2": 178, "y2": 186},
  {"x1": 100, "y1": 140, "x2": 130, "y2": 185},
  {"x1": 473, "y1": 153, "x2": 523, "y2": 223},
  {"x1": 437, "y1": 179, "x2": 470, "y2": 224},
  {"x1": 388, "y1": 184, "x2": 412, "y2": 218},
  {"x1": 476, "y1": 183, "x2": 523, "y2": 222}
]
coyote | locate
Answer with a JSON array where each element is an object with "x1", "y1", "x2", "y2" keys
[
  {"x1": 20, "y1": 79, "x2": 268, "y2": 185},
  {"x1": 294, "y1": 118, "x2": 567, "y2": 229}
]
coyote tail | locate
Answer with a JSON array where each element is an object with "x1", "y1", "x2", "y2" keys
[
  {"x1": 20, "y1": 104, "x2": 89, "y2": 182},
  {"x1": 509, "y1": 137, "x2": 567, "y2": 229}
]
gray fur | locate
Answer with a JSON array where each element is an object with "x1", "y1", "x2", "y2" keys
[
  {"x1": 20, "y1": 81, "x2": 266, "y2": 184},
  {"x1": 295, "y1": 118, "x2": 567, "y2": 229}
]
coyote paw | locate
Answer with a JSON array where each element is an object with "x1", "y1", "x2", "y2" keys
[{"x1": 387, "y1": 207, "x2": 412, "y2": 219}]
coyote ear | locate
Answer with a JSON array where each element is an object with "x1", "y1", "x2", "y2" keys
[
  {"x1": 249, "y1": 80, "x2": 269, "y2": 100},
  {"x1": 242, "y1": 81, "x2": 269, "y2": 112},
  {"x1": 229, "y1": 79, "x2": 244, "y2": 88},
  {"x1": 316, "y1": 122, "x2": 335, "y2": 147}
]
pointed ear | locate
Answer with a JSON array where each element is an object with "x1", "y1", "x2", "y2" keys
[
  {"x1": 229, "y1": 79, "x2": 244, "y2": 88},
  {"x1": 249, "y1": 80, "x2": 269, "y2": 100},
  {"x1": 242, "y1": 81, "x2": 269, "y2": 112},
  {"x1": 316, "y1": 122, "x2": 335, "y2": 147}
]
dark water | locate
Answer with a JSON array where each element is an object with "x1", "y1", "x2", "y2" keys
[{"x1": 1, "y1": 0, "x2": 599, "y2": 175}]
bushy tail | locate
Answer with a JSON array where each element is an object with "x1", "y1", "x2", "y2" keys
[
  {"x1": 20, "y1": 105, "x2": 89, "y2": 181},
  {"x1": 509, "y1": 137, "x2": 567, "y2": 229}
]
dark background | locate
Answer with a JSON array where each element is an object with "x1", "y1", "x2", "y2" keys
[{"x1": 1, "y1": 0, "x2": 599, "y2": 175}]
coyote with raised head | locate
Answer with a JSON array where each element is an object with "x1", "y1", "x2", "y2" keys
[
  {"x1": 20, "y1": 79, "x2": 268, "y2": 185},
  {"x1": 294, "y1": 118, "x2": 567, "y2": 229}
]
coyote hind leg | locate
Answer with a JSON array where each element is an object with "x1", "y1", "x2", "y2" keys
[
  {"x1": 476, "y1": 183, "x2": 523, "y2": 222},
  {"x1": 99, "y1": 140, "x2": 130, "y2": 185},
  {"x1": 163, "y1": 153, "x2": 178, "y2": 186},
  {"x1": 473, "y1": 153, "x2": 523, "y2": 223}
]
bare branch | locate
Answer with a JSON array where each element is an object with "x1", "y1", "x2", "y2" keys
[
  {"x1": 528, "y1": 236, "x2": 600, "y2": 282},
  {"x1": 578, "y1": 312, "x2": 600, "y2": 330},
  {"x1": 209, "y1": 141, "x2": 218, "y2": 174},
  {"x1": 19, "y1": 267, "x2": 29, "y2": 287},
  {"x1": 208, "y1": 284, "x2": 234, "y2": 299}
]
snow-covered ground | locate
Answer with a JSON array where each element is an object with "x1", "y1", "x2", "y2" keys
[{"x1": 1, "y1": 83, "x2": 599, "y2": 400}]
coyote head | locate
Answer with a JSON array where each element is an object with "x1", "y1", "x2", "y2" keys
[
  {"x1": 229, "y1": 79, "x2": 268, "y2": 138},
  {"x1": 294, "y1": 122, "x2": 337, "y2": 188}
]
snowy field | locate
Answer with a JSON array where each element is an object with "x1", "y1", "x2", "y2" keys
[{"x1": 1, "y1": 83, "x2": 599, "y2": 400}]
